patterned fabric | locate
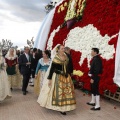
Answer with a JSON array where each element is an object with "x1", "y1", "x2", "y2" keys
[
  {"x1": 34, "y1": 70, "x2": 46, "y2": 96},
  {"x1": 47, "y1": 54, "x2": 69, "y2": 79},
  {"x1": 8, "y1": 67, "x2": 22, "y2": 88},
  {"x1": 16, "y1": 67, "x2": 22, "y2": 87},
  {"x1": 52, "y1": 74, "x2": 76, "y2": 106},
  {"x1": 8, "y1": 75, "x2": 17, "y2": 88},
  {"x1": 0, "y1": 57, "x2": 12, "y2": 102},
  {"x1": 35, "y1": 58, "x2": 51, "y2": 74},
  {"x1": 34, "y1": 71, "x2": 41, "y2": 96},
  {"x1": 5, "y1": 57, "x2": 17, "y2": 75},
  {"x1": 37, "y1": 54, "x2": 76, "y2": 112},
  {"x1": 5, "y1": 56, "x2": 22, "y2": 88},
  {"x1": 53, "y1": 54, "x2": 69, "y2": 73},
  {"x1": 37, "y1": 73, "x2": 76, "y2": 112},
  {"x1": 65, "y1": 0, "x2": 77, "y2": 21},
  {"x1": 34, "y1": 58, "x2": 51, "y2": 95},
  {"x1": 50, "y1": 54, "x2": 76, "y2": 106},
  {"x1": 65, "y1": 0, "x2": 87, "y2": 21}
]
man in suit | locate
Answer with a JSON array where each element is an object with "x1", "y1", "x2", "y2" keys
[
  {"x1": 87, "y1": 48, "x2": 103, "y2": 111},
  {"x1": 18, "y1": 47, "x2": 31, "y2": 95},
  {"x1": 29, "y1": 48, "x2": 38, "y2": 86},
  {"x1": 64, "y1": 47, "x2": 73, "y2": 75}
]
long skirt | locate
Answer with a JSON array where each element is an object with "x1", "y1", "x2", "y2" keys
[
  {"x1": 0, "y1": 70, "x2": 12, "y2": 102},
  {"x1": 16, "y1": 66, "x2": 22, "y2": 87},
  {"x1": 8, "y1": 66, "x2": 22, "y2": 88},
  {"x1": 34, "y1": 70, "x2": 46, "y2": 96},
  {"x1": 37, "y1": 73, "x2": 76, "y2": 112}
]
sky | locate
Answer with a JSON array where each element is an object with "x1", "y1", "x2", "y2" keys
[{"x1": 0, "y1": 0, "x2": 51, "y2": 49}]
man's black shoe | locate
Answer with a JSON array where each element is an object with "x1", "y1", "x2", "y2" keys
[
  {"x1": 90, "y1": 107, "x2": 101, "y2": 111},
  {"x1": 23, "y1": 91, "x2": 26, "y2": 95},
  {"x1": 86, "y1": 102, "x2": 95, "y2": 106},
  {"x1": 26, "y1": 91, "x2": 28, "y2": 93}
]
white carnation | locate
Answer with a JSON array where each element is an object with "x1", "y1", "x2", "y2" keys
[{"x1": 64, "y1": 24, "x2": 118, "y2": 67}]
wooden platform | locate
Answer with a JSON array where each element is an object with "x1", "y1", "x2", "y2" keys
[
  {"x1": 0, "y1": 86, "x2": 120, "y2": 120},
  {"x1": 104, "y1": 88, "x2": 120, "y2": 102}
]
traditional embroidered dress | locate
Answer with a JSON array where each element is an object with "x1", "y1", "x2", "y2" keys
[
  {"x1": 0, "y1": 56, "x2": 12, "y2": 102},
  {"x1": 37, "y1": 54, "x2": 76, "y2": 112},
  {"x1": 34, "y1": 58, "x2": 51, "y2": 96},
  {"x1": 65, "y1": 0, "x2": 87, "y2": 21},
  {"x1": 5, "y1": 51, "x2": 21, "y2": 88},
  {"x1": 65, "y1": 0, "x2": 77, "y2": 21}
]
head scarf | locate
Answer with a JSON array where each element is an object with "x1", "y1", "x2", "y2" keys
[
  {"x1": 51, "y1": 44, "x2": 61, "y2": 60},
  {"x1": 5, "y1": 48, "x2": 17, "y2": 60}
]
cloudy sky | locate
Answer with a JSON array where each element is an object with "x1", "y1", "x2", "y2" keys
[{"x1": 0, "y1": 0, "x2": 51, "y2": 48}]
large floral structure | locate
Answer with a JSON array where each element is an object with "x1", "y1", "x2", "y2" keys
[{"x1": 36, "y1": 0, "x2": 120, "y2": 94}]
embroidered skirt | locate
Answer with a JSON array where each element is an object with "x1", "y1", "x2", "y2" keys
[
  {"x1": 37, "y1": 73, "x2": 76, "y2": 112},
  {"x1": 34, "y1": 70, "x2": 46, "y2": 96}
]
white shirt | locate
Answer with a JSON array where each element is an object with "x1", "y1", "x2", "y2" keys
[{"x1": 25, "y1": 53, "x2": 29, "y2": 61}]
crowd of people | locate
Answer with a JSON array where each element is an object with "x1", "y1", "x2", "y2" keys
[{"x1": 0, "y1": 44, "x2": 102, "y2": 115}]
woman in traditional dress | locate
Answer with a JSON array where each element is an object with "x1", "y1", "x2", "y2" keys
[
  {"x1": 34, "y1": 50, "x2": 51, "y2": 96},
  {"x1": 5, "y1": 48, "x2": 20, "y2": 90},
  {"x1": 0, "y1": 49, "x2": 12, "y2": 102},
  {"x1": 37, "y1": 44, "x2": 76, "y2": 115}
]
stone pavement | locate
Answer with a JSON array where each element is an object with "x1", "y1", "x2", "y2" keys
[{"x1": 0, "y1": 87, "x2": 120, "y2": 120}]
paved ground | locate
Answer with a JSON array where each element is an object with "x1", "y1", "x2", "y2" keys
[{"x1": 0, "y1": 86, "x2": 120, "y2": 120}]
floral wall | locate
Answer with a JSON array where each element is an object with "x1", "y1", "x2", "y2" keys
[{"x1": 46, "y1": 0, "x2": 120, "y2": 94}]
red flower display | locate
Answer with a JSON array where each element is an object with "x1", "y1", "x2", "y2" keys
[{"x1": 46, "y1": 0, "x2": 120, "y2": 94}]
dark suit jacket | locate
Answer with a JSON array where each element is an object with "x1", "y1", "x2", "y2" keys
[
  {"x1": 89, "y1": 55, "x2": 102, "y2": 80},
  {"x1": 18, "y1": 54, "x2": 31, "y2": 75},
  {"x1": 30, "y1": 53, "x2": 38, "y2": 71},
  {"x1": 65, "y1": 52, "x2": 73, "y2": 74}
]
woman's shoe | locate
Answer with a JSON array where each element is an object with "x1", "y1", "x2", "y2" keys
[{"x1": 60, "y1": 112, "x2": 66, "y2": 115}]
